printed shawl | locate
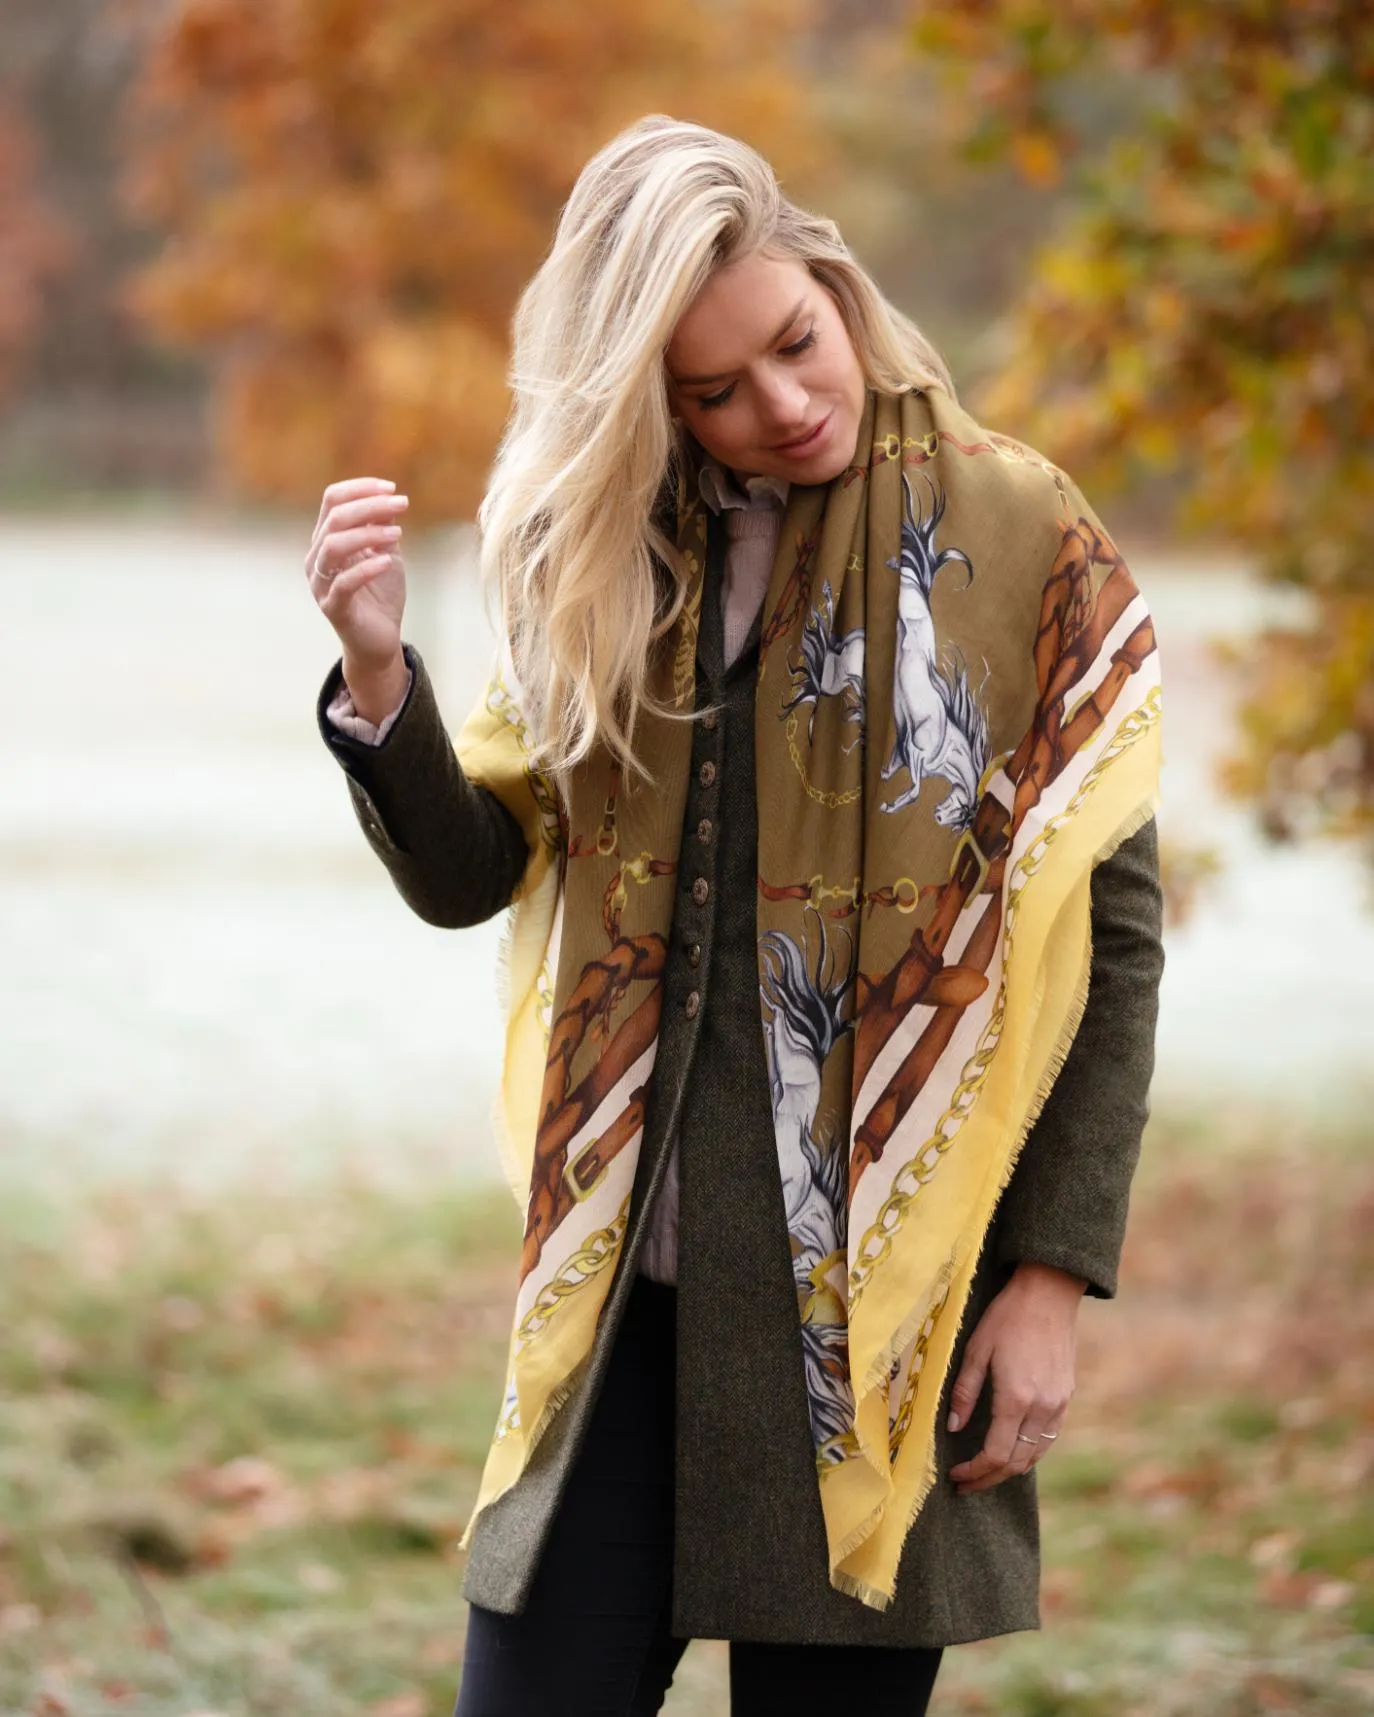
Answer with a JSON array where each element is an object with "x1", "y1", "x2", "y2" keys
[{"x1": 454, "y1": 384, "x2": 1162, "y2": 1610}]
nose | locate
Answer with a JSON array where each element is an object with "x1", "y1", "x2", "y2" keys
[{"x1": 755, "y1": 367, "x2": 809, "y2": 433}]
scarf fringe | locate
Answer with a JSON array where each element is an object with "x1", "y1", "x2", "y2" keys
[
  {"x1": 524, "y1": 1354, "x2": 591, "y2": 1458},
  {"x1": 458, "y1": 1352, "x2": 591, "y2": 1553},
  {"x1": 828, "y1": 1566, "x2": 901, "y2": 1612},
  {"x1": 488, "y1": 905, "x2": 531, "y2": 1210}
]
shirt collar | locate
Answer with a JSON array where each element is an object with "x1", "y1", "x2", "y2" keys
[{"x1": 696, "y1": 453, "x2": 790, "y2": 515}]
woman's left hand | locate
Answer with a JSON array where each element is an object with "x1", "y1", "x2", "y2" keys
[{"x1": 945, "y1": 1262, "x2": 1086, "y2": 1494}]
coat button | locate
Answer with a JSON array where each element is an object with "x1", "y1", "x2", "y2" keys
[
  {"x1": 691, "y1": 877, "x2": 709, "y2": 906},
  {"x1": 701, "y1": 709, "x2": 718, "y2": 731},
  {"x1": 684, "y1": 990, "x2": 701, "y2": 1019},
  {"x1": 696, "y1": 818, "x2": 713, "y2": 844},
  {"x1": 698, "y1": 760, "x2": 717, "y2": 787},
  {"x1": 686, "y1": 941, "x2": 702, "y2": 968}
]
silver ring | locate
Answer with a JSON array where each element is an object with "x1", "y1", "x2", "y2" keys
[
  {"x1": 312, "y1": 554, "x2": 333, "y2": 584},
  {"x1": 1039, "y1": 1431, "x2": 1059, "y2": 1441},
  {"x1": 1015, "y1": 1433, "x2": 1038, "y2": 1445}
]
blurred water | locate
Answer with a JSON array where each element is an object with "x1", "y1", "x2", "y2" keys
[{"x1": 2, "y1": 515, "x2": 1368, "y2": 1193}]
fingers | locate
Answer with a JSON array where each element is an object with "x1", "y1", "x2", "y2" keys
[
  {"x1": 307, "y1": 481, "x2": 408, "y2": 582},
  {"x1": 307, "y1": 519, "x2": 403, "y2": 583},
  {"x1": 314, "y1": 552, "x2": 397, "y2": 611},
  {"x1": 313, "y1": 475, "x2": 396, "y2": 532},
  {"x1": 949, "y1": 1391, "x2": 1030, "y2": 1492},
  {"x1": 946, "y1": 1278, "x2": 1077, "y2": 1494},
  {"x1": 948, "y1": 1377, "x2": 1070, "y2": 1494},
  {"x1": 1023, "y1": 1413, "x2": 1066, "y2": 1470},
  {"x1": 945, "y1": 1344, "x2": 988, "y2": 1436}
]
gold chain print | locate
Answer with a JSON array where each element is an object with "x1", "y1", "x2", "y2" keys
[
  {"x1": 486, "y1": 674, "x2": 562, "y2": 854},
  {"x1": 515, "y1": 1195, "x2": 631, "y2": 1349},
  {"x1": 847, "y1": 686, "x2": 1162, "y2": 1311},
  {"x1": 785, "y1": 710, "x2": 865, "y2": 808}
]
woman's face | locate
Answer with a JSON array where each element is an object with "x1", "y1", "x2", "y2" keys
[{"x1": 665, "y1": 250, "x2": 868, "y2": 487}]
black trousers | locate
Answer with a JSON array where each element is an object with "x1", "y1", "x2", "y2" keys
[{"x1": 453, "y1": 1273, "x2": 944, "y2": 1717}]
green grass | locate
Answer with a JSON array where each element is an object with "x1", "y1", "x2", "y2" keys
[
  {"x1": 0, "y1": 1181, "x2": 520, "y2": 1715},
  {"x1": 2, "y1": 1112, "x2": 1372, "y2": 1714}
]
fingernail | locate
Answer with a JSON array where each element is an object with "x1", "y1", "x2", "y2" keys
[
  {"x1": 381, "y1": 479, "x2": 396, "y2": 490},
  {"x1": 947, "y1": 1411, "x2": 961, "y2": 1431}
]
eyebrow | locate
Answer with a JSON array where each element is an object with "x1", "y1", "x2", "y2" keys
[{"x1": 672, "y1": 297, "x2": 809, "y2": 387}]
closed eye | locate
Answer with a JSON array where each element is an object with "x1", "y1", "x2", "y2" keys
[{"x1": 696, "y1": 326, "x2": 819, "y2": 412}]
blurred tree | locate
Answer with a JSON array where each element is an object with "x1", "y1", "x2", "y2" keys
[
  {"x1": 910, "y1": 0, "x2": 1374, "y2": 856},
  {"x1": 0, "y1": 0, "x2": 210, "y2": 494},
  {"x1": 113, "y1": 0, "x2": 819, "y2": 520},
  {"x1": 802, "y1": 11, "x2": 1156, "y2": 395},
  {"x1": 0, "y1": 96, "x2": 78, "y2": 405}
]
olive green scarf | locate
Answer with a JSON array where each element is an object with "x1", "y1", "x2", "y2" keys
[{"x1": 456, "y1": 383, "x2": 1162, "y2": 1609}]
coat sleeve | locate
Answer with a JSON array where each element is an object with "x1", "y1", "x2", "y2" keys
[
  {"x1": 316, "y1": 642, "x2": 529, "y2": 929},
  {"x1": 992, "y1": 813, "x2": 1166, "y2": 1300}
]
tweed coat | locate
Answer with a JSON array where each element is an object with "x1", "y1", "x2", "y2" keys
[{"x1": 316, "y1": 508, "x2": 1166, "y2": 1647}]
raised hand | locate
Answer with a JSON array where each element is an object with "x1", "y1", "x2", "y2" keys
[{"x1": 305, "y1": 476, "x2": 412, "y2": 722}]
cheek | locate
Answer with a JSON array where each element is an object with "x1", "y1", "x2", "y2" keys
[
  {"x1": 690, "y1": 410, "x2": 751, "y2": 464},
  {"x1": 811, "y1": 343, "x2": 859, "y2": 405},
  {"x1": 838, "y1": 345, "x2": 866, "y2": 399}
]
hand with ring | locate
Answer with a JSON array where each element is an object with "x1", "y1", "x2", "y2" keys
[
  {"x1": 304, "y1": 476, "x2": 411, "y2": 711},
  {"x1": 945, "y1": 1261, "x2": 1083, "y2": 1495}
]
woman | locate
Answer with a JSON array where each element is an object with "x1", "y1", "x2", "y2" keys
[{"x1": 306, "y1": 116, "x2": 1165, "y2": 1716}]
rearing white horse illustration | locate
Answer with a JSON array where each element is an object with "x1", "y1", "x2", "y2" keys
[
  {"x1": 782, "y1": 579, "x2": 865, "y2": 746},
  {"x1": 760, "y1": 911, "x2": 856, "y2": 1460},
  {"x1": 881, "y1": 470, "x2": 990, "y2": 826}
]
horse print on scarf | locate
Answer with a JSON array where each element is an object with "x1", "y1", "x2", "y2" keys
[
  {"x1": 882, "y1": 470, "x2": 992, "y2": 828},
  {"x1": 783, "y1": 577, "x2": 866, "y2": 748},
  {"x1": 759, "y1": 911, "x2": 858, "y2": 1465}
]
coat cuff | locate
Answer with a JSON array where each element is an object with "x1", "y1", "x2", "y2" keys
[{"x1": 323, "y1": 667, "x2": 413, "y2": 744}]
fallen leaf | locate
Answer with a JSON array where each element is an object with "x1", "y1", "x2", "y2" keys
[
  {"x1": 369, "y1": 1696, "x2": 427, "y2": 1717},
  {"x1": 1258, "y1": 1567, "x2": 1324, "y2": 1607},
  {"x1": 1248, "y1": 1530, "x2": 1300, "y2": 1570},
  {"x1": 197, "y1": 1456, "x2": 285, "y2": 1506},
  {"x1": 1310, "y1": 1578, "x2": 1355, "y2": 1610},
  {"x1": 297, "y1": 1561, "x2": 341, "y2": 1594},
  {"x1": 1039, "y1": 1566, "x2": 1082, "y2": 1616}
]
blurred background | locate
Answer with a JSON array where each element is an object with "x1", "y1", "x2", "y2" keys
[{"x1": 2, "y1": 3, "x2": 1371, "y2": 1713}]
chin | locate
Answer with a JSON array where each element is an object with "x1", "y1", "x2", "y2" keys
[{"x1": 813, "y1": 442, "x2": 858, "y2": 483}]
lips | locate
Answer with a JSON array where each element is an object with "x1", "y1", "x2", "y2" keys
[{"x1": 773, "y1": 410, "x2": 833, "y2": 454}]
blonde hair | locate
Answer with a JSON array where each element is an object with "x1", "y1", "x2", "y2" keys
[{"x1": 478, "y1": 114, "x2": 957, "y2": 785}]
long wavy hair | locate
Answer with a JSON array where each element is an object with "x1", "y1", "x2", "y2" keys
[{"x1": 478, "y1": 114, "x2": 956, "y2": 785}]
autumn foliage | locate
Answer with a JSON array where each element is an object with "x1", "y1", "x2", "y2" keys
[
  {"x1": 910, "y1": 0, "x2": 1374, "y2": 850},
  {"x1": 115, "y1": 0, "x2": 818, "y2": 519},
  {"x1": 0, "y1": 97, "x2": 78, "y2": 406}
]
